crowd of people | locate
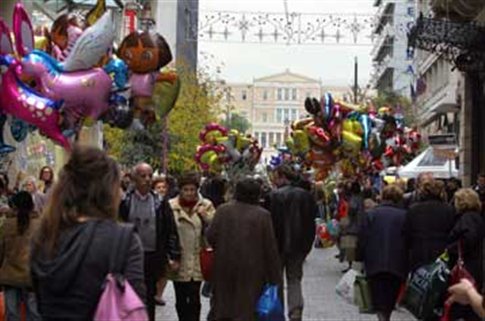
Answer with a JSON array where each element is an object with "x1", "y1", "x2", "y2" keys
[
  {"x1": 0, "y1": 145, "x2": 485, "y2": 321},
  {"x1": 326, "y1": 172, "x2": 485, "y2": 321}
]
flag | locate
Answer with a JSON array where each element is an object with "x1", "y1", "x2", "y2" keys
[{"x1": 416, "y1": 77, "x2": 427, "y2": 96}]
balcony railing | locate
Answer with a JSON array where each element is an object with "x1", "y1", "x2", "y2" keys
[
  {"x1": 373, "y1": 1, "x2": 395, "y2": 35},
  {"x1": 431, "y1": 0, "x2": 485, "y2": 21}
]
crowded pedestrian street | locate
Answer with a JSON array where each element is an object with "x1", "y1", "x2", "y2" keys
[
  {"x1": 158, "y1": 248, "x2": 416, "y2": 321},
  {"x1": 2, "y1": 0, "x2": 485, "y2": 320}
]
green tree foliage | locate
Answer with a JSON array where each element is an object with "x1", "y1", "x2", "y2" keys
[
  {"x1": 372, "y1": 91, "x2": 417, "y2": 127},
  {"x1": 221, "y1": 113, "x2": 251, "y2": 133}
]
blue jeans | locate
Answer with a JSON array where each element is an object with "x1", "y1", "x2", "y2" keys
[{"x1": 4, "y1": 286, "x2": 41, "y2": 321}]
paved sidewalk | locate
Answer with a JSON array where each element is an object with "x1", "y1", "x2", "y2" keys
[{"x1": 156, "y1": 247, "x2": 416, "y2": 320}]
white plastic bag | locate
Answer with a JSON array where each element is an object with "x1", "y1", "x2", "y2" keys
[{"x1": 335, "y1": 269, "x2": 358, "y2": 304}]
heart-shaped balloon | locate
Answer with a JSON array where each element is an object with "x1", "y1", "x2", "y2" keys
[{"x1": 153, "y1": 72, "x2": 181, "y2": 119}]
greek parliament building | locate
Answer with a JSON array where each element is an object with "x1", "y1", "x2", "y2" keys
[{"x1": 221, "y1": 70, "x2": 349, "y2": 163}]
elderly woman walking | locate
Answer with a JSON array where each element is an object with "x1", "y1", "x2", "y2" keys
[
  {"x1": 448, "y1": 188, "x2": 485, "y2": 321},
  {"x1": 358, "y1": 185, "x2": 408, "y2": 321},
  {"x1": 169, "y1": 172, "x2": 215, "y2": 321},
  {"x1": 207, "y1": 178, "x2": 282, "y2": 321}
]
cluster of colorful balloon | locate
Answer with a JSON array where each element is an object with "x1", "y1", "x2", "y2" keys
[
  {"x1": 0, "y1": 1, "x2": 180, "y2": 152},
  {"x1": 195, "y1": 123, "x2": 263, "y2": 173},
  {"x1": 315, "y1": 218, "x2": 339, "y2": 249},
  {"x1": 278, "y1": 93, "x2": 422, "y2": 181}
]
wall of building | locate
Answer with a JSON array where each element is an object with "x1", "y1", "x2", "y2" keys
[{"x1": 153, "y1": 0, "x2": 198, "y2": 71}]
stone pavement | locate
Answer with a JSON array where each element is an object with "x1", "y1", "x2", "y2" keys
[{"x1": 156, "y1": 246, "x2": 416, "y2": 321}]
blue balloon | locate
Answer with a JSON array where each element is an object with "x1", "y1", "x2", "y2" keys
[
  {"x1": 359, "y1": 114, "x2": 372, "y2": 149},
  {"x1": 104, "y1": 58, "x2": 128, "y2": 89},
  {"x1": 0, "y1": 115, "x2": 15, "y2": 154},
  {"x1": 10, "y1": 117, "x2": 29, "y2": 142}
]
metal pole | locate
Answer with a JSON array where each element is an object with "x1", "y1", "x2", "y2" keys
[
  {"x1": 354, "y1": 56, "x2": 358, "y2": 104},
  {"x1": 161, "y1": 117, "x2": 169, "y2": 174}
]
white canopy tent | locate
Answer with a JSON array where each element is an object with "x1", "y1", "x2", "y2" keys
[{"x1": 397, "y1": 147, "x2": 459, "y2": 179}]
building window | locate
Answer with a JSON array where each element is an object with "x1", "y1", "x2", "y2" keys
[
  {"x1": 242, "y1": 90, "x2": 247, "y2": 100},
  {"x1": 277, "y1": 88, "x2": 283, "y2": 100},
  {"x1": 291, "y1": 109, "x2": 297, "y2": 121},
  {"x1": 263, "y1": 90, "x2": 268, "y2": 100},
  {"x1": 284, "y1": 88, "x2": 290, "y2": 100},
  {"x1": 284, "y1": 108, "x2": 290, "y2": 122},
  {"x1": 261, "y1": 132, "x2": 267, "y2": 148},
  {"x1": 262, "y1": 112, "x2": 268, "y2": 123},
  {"x1": 306, "y1": 91, "x2": 311, "y2": 98},
  {"x1": 255, "y1": 132, "x2": 260, "y2": 142},
  {"x1": 269, "y1": 132, "x2": 274, "y2": 147},
  {"x1": 276, "y1": 132, "x2": 282, "y2": 146},
  {"x1": 292, "y1": 88, "x2": 297, "y2": 100},
  {"x1": 276, "y1": 108, "x2": 283, "y2": 123}
]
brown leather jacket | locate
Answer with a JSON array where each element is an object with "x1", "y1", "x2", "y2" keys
[{"x1": 0, "y1": 213, "x2": 39, "y2": 287}]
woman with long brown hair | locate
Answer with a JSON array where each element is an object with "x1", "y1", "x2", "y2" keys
[{"x1": 30, "y1": 145, "x2": 145, "y2": 321}]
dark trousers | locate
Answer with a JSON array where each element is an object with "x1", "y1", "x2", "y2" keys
[
  {"x1": 145, "y1": 251, "x2": 164, "y2": 321},
  {"x1": 174, "y1": 281, "x2": 202, "y2": 321},
  {"x1": 278, "y1": 254, "x2": 306, "y2": 321}
]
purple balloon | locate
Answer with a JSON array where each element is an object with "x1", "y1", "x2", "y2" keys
[{"x1": 22, "y1": 51, "x2": 113, "y2": 131}]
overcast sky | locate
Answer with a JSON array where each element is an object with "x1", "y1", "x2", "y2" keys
[{"x1": 198, "y1": 0, "x2": 376, "y2": 86}]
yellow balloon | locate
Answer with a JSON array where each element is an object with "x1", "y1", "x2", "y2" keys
[
  {"x1": 292, "y1": 130, "x2": 310, "y2": 154},
  {"x1": 35, "y1": 36, "x2": 48, "y2": 50},
  {"x1": 342, "y1": 131, "x2": 362, "y2": 152}
]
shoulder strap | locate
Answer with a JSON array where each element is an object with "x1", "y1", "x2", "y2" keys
[{"x1": 109, "y1": 224, "x2": 134, "y2": 274}]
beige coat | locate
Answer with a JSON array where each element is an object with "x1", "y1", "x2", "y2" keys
[
  {"x1": 169, "y1": 197, "x2": 215, "y2": 282},
  {"x1": 0, "y1": 213, "x2": 39, "y2": 287}
]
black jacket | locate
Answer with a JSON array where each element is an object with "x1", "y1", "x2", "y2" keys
[
  {"x1": 267, "y1": 184, "x2": 316, "y2": 257},
  {"x1": 31, "y1": 220, "x2": 145, "y2": 321},
  {"x1": 449, "y1": 211, "x2": 485, "y2": 288},
  {"x1": 119, "y1": 190, "x2": 181, "y2": 262},
  {"x1": 404, "y1": 199, "x2": 455, "y2": 271},
  {"x1": 358, "y1": 203, "x2": 408, "y2": 278}
]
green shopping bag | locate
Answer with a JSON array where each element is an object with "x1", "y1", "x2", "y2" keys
[
  {"x1": 353, "y1": 275, "x2": 373, "y2": 314},
  {"x1": 401, "y1": 253, "x2": 450, "y2": 320}
]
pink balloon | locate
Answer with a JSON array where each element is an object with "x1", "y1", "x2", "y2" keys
[
  {"x1": 21, "y1": 51, "x2": 112, "y2": 130},
  {"x1": 0, "y1": 56, "x2": 68, "y2": 148},
  {"x1": 130, "y1": 72, "x2": 158, "y2": 97}
]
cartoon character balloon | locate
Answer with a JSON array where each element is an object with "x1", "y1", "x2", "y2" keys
[
  {"x1": 118, "y1": 30, "x2": 175, "y2": 126},
  {"x1": 50, "y1": 13, "x2": 84, "y2": 62},
  {"x1": 0, "y1": 6, "x2": 69, "y2": 148}
]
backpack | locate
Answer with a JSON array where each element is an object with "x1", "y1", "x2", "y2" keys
[{"x1": 94, "y1": 224, "x2": 148, "y2": 321}]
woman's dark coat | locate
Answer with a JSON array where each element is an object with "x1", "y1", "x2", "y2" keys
[
  {"x1": 207, "y1": 201, "x2": 282, "y2": 321},
  {"x1": 358, "y1": 202, "x2": 408, "y2": 278},
  {"x1": 404, "y1": 199, "x2": 455, "y2": 271}
]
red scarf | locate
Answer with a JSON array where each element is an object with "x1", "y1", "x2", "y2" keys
[{"x1": 179, "y1": 198, "x2": 198, "y2": 211}]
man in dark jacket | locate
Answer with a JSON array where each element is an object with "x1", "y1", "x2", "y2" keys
[
  {"x1": 267, "y1": 165, "x2": 316, "y2": 321},
  {"x1": 119, "y1": 163, "x2": 181, "y2": 321}
]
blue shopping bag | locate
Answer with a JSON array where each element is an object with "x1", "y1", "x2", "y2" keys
[{"x1": 256, "y1": 285, "x2": 284, "y2": 321}]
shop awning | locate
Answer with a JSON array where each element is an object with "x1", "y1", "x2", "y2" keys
[{"x1": 398, "y1": 147, "x2": 459, "y2": 179}]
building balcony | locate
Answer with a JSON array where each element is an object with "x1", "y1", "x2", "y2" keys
[
  {"x1": 373, "y1": 1, "x2": 395, "y2": 35},
  {"x1": 418, "y1": 80, "x2": 459, "y2": 127},
  {"x1": 371, "y1": 24, "x2": 394, "y2": 59},
  {"x1": 372, "y1": 33, "x2": 395, "y2": 64},
  {"x1": 371, "y1": 55, "x2": 393, "y2": 87}
]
